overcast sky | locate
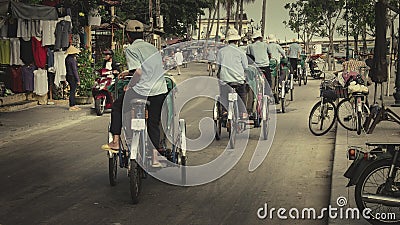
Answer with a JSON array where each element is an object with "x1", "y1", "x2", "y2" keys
[{"x1": 244, "y1": 0, "x2": 297, "y2": 41}]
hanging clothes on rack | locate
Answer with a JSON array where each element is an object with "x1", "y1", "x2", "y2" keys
[
  {"x1": 33, "y1": 68, "x2": 48, "y2": 96},
  {"x1": 54, "y1": 50, "x2": 67, "y2": 86},
  {"x1": 10, "y1": 38, "x2": 24, "y2": 65},
  {"x1": 0, "y1": 39, "x2": 10, "y2": 65},
  {"x1": 32, "y1": 37, "x2": 47, "y2": 69},
  {"x1": 54, "y1": 20, "x2": 71, "y2": 50},
  {"x1": 21, "y1": 64, "x2": 35, "y2": 92},
  {"x1": 41, "y1": 20, "x2": 57, "y2": 46},
  {"x1": 10, "y1": 65, "x2": 24, "y2": 93},
  {"x1": 20, "y1": 37, "x2": 34, "y2": 65}
]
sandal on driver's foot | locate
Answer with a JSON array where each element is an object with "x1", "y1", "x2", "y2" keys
[
  {"x1": 151, "y1": 162, "x2": 162, "y2": 168},
  {"x1": 101, "y1": 144, "x2": 119, "y2": 153}
]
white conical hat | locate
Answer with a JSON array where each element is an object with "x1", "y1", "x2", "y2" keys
[
  {"x1": 252, "y1": 31, "x2": 262, "y2": 39},
  {"x1": 226, "y1": 28, "x2": 241, "y2": 41},
  {"x1": 65, "y1": 45, "x2": 81, "y2": 55},
  {"x1": 268, "y1": 34, "x2": 277, "y2": 42}
]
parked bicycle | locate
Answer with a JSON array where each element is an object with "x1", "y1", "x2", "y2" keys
[{"x1": 308, "y1": 77, "x2": 338, "y2": 136}]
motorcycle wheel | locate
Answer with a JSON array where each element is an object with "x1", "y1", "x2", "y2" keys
[
  {"x1": 355, "y1": 160, "x2": 400, "y2": 224},
  {"x1": 95, "y1": 98, "x2": 105, "y2": 116}
]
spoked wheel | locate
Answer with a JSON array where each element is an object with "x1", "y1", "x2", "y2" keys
[
  {"x1": 337, "y1": 98, "x2": 357, "y2": 131},
  {"x1": 108, "y1": 152, "x2": 118, "y2": 186},
  {"x1": 298, "y1": 69, "x2": 302, "y2": 86},
  {"x1": 228, "y1": 118, "x2": 236, "y2": 149},
  {"x1": 95, "y1": 98, "x2": 105, "y2": 116},
  {"x1": 308, "y1": 101, "x2": 337, "y2": 136},
  {"x1": 262, "y1": 96, "x2": 269, "y2": 140},
  {"x1": 303, "y1": 70, "x2": 308, "y2": 85},
  {"x1": 357, "y1": 111, "x2": 362, "y2": 135},
  {"x1": 355, "y1": 160, "x2": 400, "y2": 225},
  {"x1": 281, "y1": 97, "x2": 286, "y2": 113},
  {"x1": 129, "y1": 159, "x2": 141, "y2": 204}
]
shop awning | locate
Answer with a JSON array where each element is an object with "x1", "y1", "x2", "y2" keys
[{"x1": 11, "y1": 1, "x2": 58, "y2": 20}]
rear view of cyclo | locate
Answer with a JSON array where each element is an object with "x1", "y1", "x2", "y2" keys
[
  {"x1": 107, "y1": 76, "x2": 186, "y2": 204},
  {"x1": 213, "y1": 64, "x2": 270, "y2": 148}
]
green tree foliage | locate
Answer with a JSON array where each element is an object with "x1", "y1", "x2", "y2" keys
[{"x1": 284, "y1": 0, "x2": 344, "y2": 70}]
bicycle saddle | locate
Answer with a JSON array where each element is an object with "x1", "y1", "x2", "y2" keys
[
  {"x1": 130, "y1": 99, "x2": 150, "y2": 106},
  {"x1": 228, "y1": 82, "x2": 242, "y2": 88}
]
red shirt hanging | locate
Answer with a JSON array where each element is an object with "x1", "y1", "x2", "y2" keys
[{"x1": 31, "y1": 37, "x2": 47, "y2": 69}]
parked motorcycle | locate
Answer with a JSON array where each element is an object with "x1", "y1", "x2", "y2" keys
[
  {"x1": 308, "y1": 55, "x2": 324, "y2": 79},
  {"x1": 91, "y1": 68, "x2": 119, "y2": 116},
  {"x1": 344, "y1": 142, "x2": 400, "y2": 224}
]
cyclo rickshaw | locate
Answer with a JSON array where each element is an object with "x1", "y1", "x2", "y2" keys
[
  {"x1": 213, "y1": 64, "x2": 270, "y2": 149},
  {"x1": 270, "y1": 58, "x2": 292, "y2": 113},
  {"x1": 296, "y1": 54, "x2": 308, "y2": 86},
  {"x1": 106, "y1": 74, "x2": 187, "y2": 204}
]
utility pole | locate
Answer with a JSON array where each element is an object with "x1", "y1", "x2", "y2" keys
[
  {"x1": 111, "y1": 6, "x2": 115, "y2": 50},
  {"x1": 345, "y1": 0, "x2": 349, "y2": 60},
  {"x1": 149, "y1": 0, "x2": 153, "y2": 44}
]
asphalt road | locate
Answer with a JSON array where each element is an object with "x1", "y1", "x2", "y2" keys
[{"x1": 0, "y1": 63, "x2": 335, "y2": 225}]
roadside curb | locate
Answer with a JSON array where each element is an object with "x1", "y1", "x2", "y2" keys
[{"x1": 0, "y1": 105, "x2": 96, "y2": 146}]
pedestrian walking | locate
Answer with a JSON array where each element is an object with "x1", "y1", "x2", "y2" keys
[{"x1": 174, "y1": 49, "x2": 183, "y2": 75}]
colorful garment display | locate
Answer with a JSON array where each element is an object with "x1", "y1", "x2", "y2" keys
[
  {"x1": 32, "y1": 37, "x2": 47, "y2": 69},
  {"x1": 33, "y1": 68, "x2": 48, "y2": 96},
  {"x1": 54, "y1": 20, "x2": 71, "y2": 50},
  {"x1": 10, "y1": 66, "x2": 24, "y2": 93},
  {"x1": 41, "y1": 20, "x2": 57, "y2": 46},
  {"x1": 0, "y1": 39, "x2": 10, "y2": 65},
  {"x1": 21, "y1": 64, "x2": 35, "y2": 92},
  {"x1": 9, "y1": 38, "x2": 24, "y2": 65},
  {"x1": 54, "y1": 50, "x2": 67, "y2": 86},
  {"x1": 20, "y1": 38, "x2": 34, "y2": 65}
]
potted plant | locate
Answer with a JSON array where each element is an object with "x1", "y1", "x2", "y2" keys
[{"x1": 76, "y1": 48, "x2": 96, "y2": 104}]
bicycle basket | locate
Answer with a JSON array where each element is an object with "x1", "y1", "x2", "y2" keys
[
  {"x1": 321, "y1": 89, "x2": 338, "y2": 102},
  {"x1": 334, "y1": 85, "x2": 348, "y2": 99}
]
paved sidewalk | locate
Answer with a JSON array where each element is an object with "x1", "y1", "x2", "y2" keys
[
  {"x1": 0, "y1": 100, "x2": 96, "y2": 146},
  {"x1": 329, "y1": 96, "x2": 400, "y2": 224}
]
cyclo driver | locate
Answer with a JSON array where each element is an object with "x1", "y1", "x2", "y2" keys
[
  {"x1": 101, "y1": 20, "x2": 168, "y2": 168},
  {"x1": 217, "y1": 28, "x2": 249, "y2": 119}
]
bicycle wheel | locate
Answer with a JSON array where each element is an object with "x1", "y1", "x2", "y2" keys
[
  {"x1": 262, "y1": 97, "x2": 269, "y2": 140},
  {"x1": 109, "y1": 152, "x2": 118, "y2": 186},
  {"x1": 129, "y1": 159, "x2": 141, "y2": 204},
  {"x1": 337, "y1": 98, "x2": 357, "y2": 131},
  {"x1": 308, "y1": 101, "x2": 337, "y2": 136},
  {"x1": 357, "y1": 111, "x2": 362, "y2": 135},
  {"x1": 228, "y1": 103, "x2": 237, "y2": 149},
  {"x1": 303, "y1": 69, "x2": 308, "y2": 85},
  {"x1": 214, "y1": 101, "x2": 222, "y2": 140},
  {"x1": 355, "y1": 160, "x2": 400, "y2": 224}
]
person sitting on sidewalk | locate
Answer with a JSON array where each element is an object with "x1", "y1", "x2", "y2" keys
[{"x1": 101, "y1": 20, "x2": 168, "y2": 167}]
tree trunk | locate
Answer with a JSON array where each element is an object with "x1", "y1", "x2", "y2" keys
[
  {"x1": 206, "y1": 7, "x2": 212, "y2": 40},
  {"x1": 261, "y1": 0, "x2": 266, "y2": 38},
  {"x1": 198, "y1": 13, "x2": 202, "y2": 40},
  {"x1": 216, "y1": 0, "x2": 220, "y2": 42},
  {"x1": 208, "y1": 0, "x2": 217, "y2": 40},
  {"x1": 225, "y1": 1, "x2": 231, "y2": 38},
  {"x1": 354, "y1": 34, "x2": 359, "y2": 58},
  {"x1": 239, "y1": 0, "x2": 244, "y2": 36},
  {"x1": 234, "y1": 0, "x2": 239, "y2": 30},
  {"x1": 328, "y1": 30, "x2": 334, "y2": 71},
  {"x1": 362, "y1": 23, "x2": 367, "y2": 55}
]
